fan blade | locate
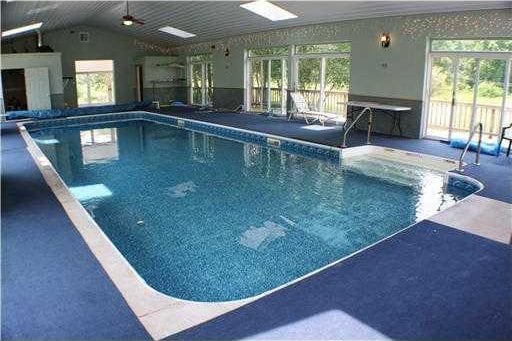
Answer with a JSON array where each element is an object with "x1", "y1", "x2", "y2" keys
[{"x1": 133, "y1": 18, "x2": 145, "y2": 25}]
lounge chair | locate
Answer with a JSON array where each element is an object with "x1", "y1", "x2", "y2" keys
[
  {"x1": 289, "y1": 91, "x2": 345, "y2": 126},
  {"x1": 498, "y1": 123, "x2": 512, "y2": 157}
]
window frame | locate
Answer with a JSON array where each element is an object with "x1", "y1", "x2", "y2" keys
[
  {"x1": 75, "y1": 60, "x2": 115, "y2": 107},
  {"x1": 244, "y1": 42, "x2": 352, "y2": 116},
  {"x1": 187, "y1": 54, "x2": 213, "y2": 106}
]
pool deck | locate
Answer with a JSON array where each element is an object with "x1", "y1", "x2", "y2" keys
[{"x1": 2, "y1": 110, "x2": 511, "y2": 340}]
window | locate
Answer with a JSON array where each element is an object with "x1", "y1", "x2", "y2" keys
[
  {"x1": 424, "y1": 39, "x2": 512, "y2": 142},
  {"x1": 189, "y1": 55, "x2": 213, "y2": 105},
  {"x1": 431, "y1": 39, "x2": 512, "y2": 53},
  {"x1": 248, "y1": 46, "x2": 289, "y2": 57},
  {"x1": 294, "y1": 42, "x2": 351, "y2": 117},
  {"x1": 295, "y1": 42, "x2": 351, "y2": 55},
  {"x1": 75, "y1": 60, "x2": 115, "y2": 107},
  {"x1": 244, "y1": 43, "x2": 351, "y2": 117},
  {"x1": 246, "y1": 47, "x2": 288, "y2": 114}
]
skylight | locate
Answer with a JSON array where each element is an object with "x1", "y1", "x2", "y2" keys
[
  {"x1": 158, "y1": 26, "x2": 196, "y2": 39},
  {"x1": 240, "y1": 1, "x2": 297, "y2": 21},
  {"x1": 1, "y1": 22, "x2": 43, "y2": 38}
]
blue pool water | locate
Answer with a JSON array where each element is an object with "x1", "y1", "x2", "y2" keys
[{"x1": 30, "y1": 119, "x2": 477, "y2": 301}]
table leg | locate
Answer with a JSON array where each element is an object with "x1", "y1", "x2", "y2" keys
[{"x1": 397, "y1": 112, "x2": 403, "y2": 136}]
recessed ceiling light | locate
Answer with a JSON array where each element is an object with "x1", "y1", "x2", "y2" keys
[
  {"x1": 158, "y1": 26, "x2": 195, "y2": 39},
  {"x1": 240, "y1": 0, "x2": 297, "y2": 21},
  {"x1": 1, "y1": 22, "x2": 43, "y2": 38}
]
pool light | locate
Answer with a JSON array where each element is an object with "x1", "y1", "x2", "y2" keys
[
  {"x1": 1, "y1": 22, "x2": 43, "y2": 38},
  {"x1": 240, "y1": 1, "x2": 297, "y2": 21},
  {"x1": 158, "y1": 26, "x2": 196, "y2": 38}
]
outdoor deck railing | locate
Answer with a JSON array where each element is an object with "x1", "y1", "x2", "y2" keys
[
  {"x1": 428, "y1": 100, "x2": 512, "y2": 137},
  {"x1": 247, "y1": 87, "x2": 510, "y2": 136},
  {"x1": 250, "y1": 88, "x2": 349, "y2": 115}
]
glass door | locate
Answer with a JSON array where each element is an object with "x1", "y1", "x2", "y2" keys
[
  {"x1": 297, "y1": 57, "x2": 321, "y2": 111},
  {"x1": 269, "y1": 59, "x2": 287, "y2": 113},
  {"x1": 324, "y1": 57, "x2": 350, "y2": 117},
  {"x1": 426, "y1": 56, "x2": 456, "y2": 140},
  {"x1": 451, "y1": 57, "x2": 479, "y2": 140},
  {"x1": 505, "y1": 60, "x2": 512, "y2": 131},
  {"x1": 247, "y1": 57, "x2": 287, "y2": 114},
  {"x1": 249, "y1": 59, "x2": 263, "y2": 111},
  {"x1": 474, "y1": 59, "x2": 507, "y2": 141},
  {"x1": 294, "y1": 43, "x2": 351, "y2": 120},
  {"x1": 296, "y1": 55, "x2": 350, "y2": 118},
  {"x1": 191, "y1": 63, "x2": 203, "y2": 105},
  {"x1": 425, "y1": 39, "x2": 512, "y2": 142},
  {"x1": 425, "y1": 55, "x2": 511, "y2": 142},
  {"x1": 189, "y1": 55, "x2": 213, "y2": 106}
]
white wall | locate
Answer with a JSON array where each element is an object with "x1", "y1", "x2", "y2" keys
[
  {"x1": 41, "y1": 25, "x2": 173, "y2": 106},
  {"x1": 0, "y1": 52, "x2": 63, "y2": 95},
  {"x1": 135, "y1": 56, "x2": 185, "y2": 89},
  {"x1": 172, "y1": 9, "x2": 512, "y2": 101}
]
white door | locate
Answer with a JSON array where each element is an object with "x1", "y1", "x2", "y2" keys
[
  {"x1": 247, "y1": 57, "x2": 287, "y2": 114},
  {"x1": 24, "y1": 67, "x2": 51, "y2": 110},
  {"x1": 425, "y1": 54, "x2": 511, "y2": 142}
]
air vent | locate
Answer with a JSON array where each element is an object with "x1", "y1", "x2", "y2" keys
[{"x1": 79, "y1": 32, "x2": 89, "y2": 43}]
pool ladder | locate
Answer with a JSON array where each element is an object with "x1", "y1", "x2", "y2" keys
[
  {"x1": 458, "y1": 122, "x2": 483, "y2": 172},
  {"x1": 341, "y1": 107, "x2": 373, "y2": 148}
]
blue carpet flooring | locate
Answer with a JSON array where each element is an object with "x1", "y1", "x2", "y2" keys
[{"x1": 1, "y1": 123, "x2": 149, "y2": 340}]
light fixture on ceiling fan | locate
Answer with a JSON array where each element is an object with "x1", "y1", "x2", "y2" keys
[{"x1": 121, "y1": 1, "x2": 144, "y2": 26}]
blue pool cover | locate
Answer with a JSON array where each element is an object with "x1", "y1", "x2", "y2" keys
[{"x1": 5, "y1": 101, "x2": 152, "y2": 120}]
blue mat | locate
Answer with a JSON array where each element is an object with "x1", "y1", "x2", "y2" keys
[{"x1": 450, "y1": 137, "x2": 501, "y2": 156}]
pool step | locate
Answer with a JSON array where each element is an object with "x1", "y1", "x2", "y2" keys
[{"x1": 341, "y1": 155, "x2": 442, "y2": 187}]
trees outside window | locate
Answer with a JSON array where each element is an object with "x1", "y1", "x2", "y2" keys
[
  {"x1": 425, "y1": 40, "x2": 512, "y2": 141},
  {"x1": 75, "y1": 60, "x2": 115, "y2": 106},
  {"x1": 189, "y1": 55, "x2": 213, "y2": 106}
]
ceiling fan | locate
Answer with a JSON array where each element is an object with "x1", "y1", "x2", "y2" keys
[{"x1": 121, "y1": 1, "x2": 144, "y2": 26}]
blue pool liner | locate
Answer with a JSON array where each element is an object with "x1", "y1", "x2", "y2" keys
[
  {"x1": 25, "y1": 111, "x2": 341, "y2": 164},
  {"x1": 449, "y1": 137, "x2": 501, "y2": 156},
  {"x1": 5, "y1": 101, "x2": 152, "y2": 120}
]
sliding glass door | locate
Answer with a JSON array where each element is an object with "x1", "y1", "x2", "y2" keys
[
  {"x1": 246, "y1": 47, "x2": 288, "y2": 115},
  {"x1": 294, "y1": 43, "x2": 350, "y2": 118},
  {"x1": 189, "y1": 55, "x2": 213, "y2": 106},
  {"x1": 244, "y1": 43, "x2": 351, "y2": 118},
  {"x1": 425, "y1": 40, "x2": 512, "y2": 142}
]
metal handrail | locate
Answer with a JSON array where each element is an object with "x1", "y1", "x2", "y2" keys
[
  {"x1": 458, "y1": 122, "x2": 483, "y2": 172},
  {"x1": 341, "y1": 107, "x2": 373, "y2": 148}
]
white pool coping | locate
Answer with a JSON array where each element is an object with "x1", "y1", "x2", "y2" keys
[{"x1": 17, "y1": 112, "x2": 487, "y2": 340}]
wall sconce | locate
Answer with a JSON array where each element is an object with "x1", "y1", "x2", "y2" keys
[{"x1": 380, "y1": 33, "x2": 391, "y2": 48}]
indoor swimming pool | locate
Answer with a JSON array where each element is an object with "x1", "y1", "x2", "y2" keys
[{"x1": 27, "y1": 114, "x2": 480, "y2": 302}]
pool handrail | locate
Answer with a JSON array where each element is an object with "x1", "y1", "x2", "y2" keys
[
  {"x1": 341, "y1": 106, "x2": 373, "y2": 148},
  {"x1": 458, "y1": 122, "x2": 483, "y2": 172}
]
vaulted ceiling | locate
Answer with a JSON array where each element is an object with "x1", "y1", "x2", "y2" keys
[{"x1": 1, "y1": 1, "x2": 510, "y2": 46}]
